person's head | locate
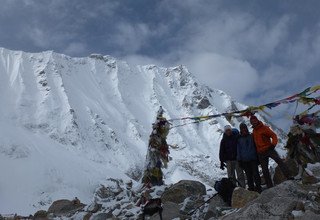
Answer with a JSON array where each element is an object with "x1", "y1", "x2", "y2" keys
[
  {"x1": 224, "y1": 125, "x2": 232, "y2": 136},
  {"x1": 239, "y1": 123, "x2": 249, "y2": 135},
  {"x1": 250, "y1": 115, "x2": 260, "y2": 127}
]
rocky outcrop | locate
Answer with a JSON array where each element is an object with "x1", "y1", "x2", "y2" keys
[
  {"x1": 18, "y1": 171, "x2": 320, "y2": 220},
  {"x1": 231, "y1": 187, "x2": 260, "y2": 208},
  {"x1": 222, "y1": 181, "x2": 320, "y2": 220}
]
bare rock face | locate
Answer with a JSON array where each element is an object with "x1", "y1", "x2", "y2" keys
[
  {"x1": 161, "y1": 180, "x2": 206, "y2": 204},
  {"x1": 197, "y1": 96, "x2": 211, "y2": 109},
  {"x1": 231, "y1": 187, "x2": 260, "y2": 208}
]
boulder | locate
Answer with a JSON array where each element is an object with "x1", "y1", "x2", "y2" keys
[
  {"x1": 161, "y1": 180, "x2": 206, "y2": 204},
  {"x1": 150, "y1": 202, "x2": 181, "y2": 220},
  {"x1": 231, "y1": 187, "x2": 259, "y2": 208},
  {"x1": 33, "y1": 210, "x2": 48, "y2": 220},
  {"x1": 47, "y1": 199, "x2": 85, "y2": 216},
  {"x1": 180, "y1": 195, "x2": 204, "y2": 215},
  {"x1": 222, "y1": 181, "x2": 307, "y2": 219},
  {"x1": 204, "y1": 195, "x2": 228, "y2": 219},
  {"x1": 273, "y1": 158, "x2": 298, "y2": 185}
]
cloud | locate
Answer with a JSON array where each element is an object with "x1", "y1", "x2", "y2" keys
[
  {"x1": 124, "y1": 54, "x2": 164, "y2": 67},
  {"x1": 181, "y1": 52, "x2": 259, "y2": 100},
  {"x1": 1, "y1": 0, "x2": 320, "y2": 130},
  {"x1": 63, "y1": 42, "x2": 88, "y2": 56},
  {"x1": 111, "y1": 23, "x2": 151, "y2": 54},
  {"x1": 184, "y1": 13, "x2": 290, "y2": 60}
]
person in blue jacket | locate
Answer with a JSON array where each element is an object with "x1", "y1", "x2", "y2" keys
[
  {"x1": 219, "y1": 125, "x2": 245, "y2": 187},
  {"x1": 237, "y1": 123, "x2": 262, "y2": 193}
]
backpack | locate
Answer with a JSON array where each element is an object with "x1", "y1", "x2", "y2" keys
[{"x1": 214, "y1": 178, "x2": 236, "y2": 206}]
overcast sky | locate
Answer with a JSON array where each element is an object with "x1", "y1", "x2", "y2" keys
[{"x1": 0, "y1": 0, "x2": 319, "y2": 130}]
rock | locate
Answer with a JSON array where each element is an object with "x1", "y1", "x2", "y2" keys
[
  {"x1": 180, "y1": 195, "x2": 204, "y2": 215},
  {"x1": 222, "y1": 181, "x2": 306, "y2": 219},
  {"x1": 95, "y1": 178, "x2": 124, "y2": 200},
  {"x1": 87, "y1": 202, "x2": 102, "y2": 213},
  {"x1": 295, "y1": 201, "x2": 305, "y2": 212},
  {"x1": 294, "y1": 210, "x2": 320, "y2": 220},
  {"x1": 273, "y1": 158, "x2": 298, "y2": 185},
  {"x1": 47, "y1": 199, "x2": 86, "y2": 216},
  {"x1": 197, "y1": 96, "x2": 211, "y2": 109},
  {"x1": 91, "y1": 212, "x2": 115, "y2": 220},
  {"x1": 82, "y1": 213, "x2": 92, "y2": 220},
  {"x1": 33, "y1": 210, "x2": 48, "y2": 219},
  {"x1": 231, "y1": 187, "x2": 259, "y2": 208},
  {"x1": 150, "y1": 202, "x2": 180, "y2": 220},
  {"x1": 204, "y1": 195, "x2": 227, "y2": 219},
  {"x1": 124, "y1": 211, "x2": 134, "y2": 217},
  {"x1": 112, "y1": 209, "x2": 121, "y2": 217},
  {"x1": 161, "y1": 180, "x2": 206, "y2": 204},
  {"x1": 302, "y1": 173, "x2": 319, "y2": 185}
]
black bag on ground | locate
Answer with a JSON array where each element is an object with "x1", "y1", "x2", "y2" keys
[{"x1": 214, "y1": 177, "x2": 236, "y2": 206}]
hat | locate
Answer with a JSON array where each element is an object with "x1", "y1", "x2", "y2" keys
[
  {"x1": 239, "y1": 122, "x2": 248, "y2": 129},
  {"x1": 224, "y1": 125, "x2": 232, "y2": 131},
  {"x1": 250, "y1": 115, "x2": 259, "y2": 122}
]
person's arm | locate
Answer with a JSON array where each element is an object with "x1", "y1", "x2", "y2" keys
[
  {"x1": 265, "y1": 126, "x2": 278, "y2": 146},
  {"x1": 219, "y1": 139, "x2": 225, "y2": 162}
]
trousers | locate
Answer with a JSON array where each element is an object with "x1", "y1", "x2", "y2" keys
[
  {"x1": 226, "y1": 160, "x2": 245, "y2": 187},
  {"x1": 258, "y1": 148, "x2": 291, "y2": 188}
]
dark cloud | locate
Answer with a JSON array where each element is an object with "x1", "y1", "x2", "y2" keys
[{"x1": 0, "y1": 0, "x2": 319, "y2": 130}]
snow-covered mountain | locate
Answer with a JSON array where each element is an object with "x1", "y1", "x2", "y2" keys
[{"x1": 0, "y1": 48, "x2": 286, "y2": 215}]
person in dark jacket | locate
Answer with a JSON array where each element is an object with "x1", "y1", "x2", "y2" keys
[
  {"x1": 219, "y1": 125, "x2": 245, "y2": 187},
  {"x1": 237, "y1": 123, "x2": 262, "y2": 193}
]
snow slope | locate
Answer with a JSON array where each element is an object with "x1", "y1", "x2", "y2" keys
[{"x1": 0, "y1": 48, "x2": 286, "y2": 214}]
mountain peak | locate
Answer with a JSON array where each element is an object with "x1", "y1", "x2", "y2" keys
[{"x1": 0, "y1": 48, "x2": 284, "y2": 214}]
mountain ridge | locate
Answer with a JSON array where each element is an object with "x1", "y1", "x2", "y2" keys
[{"x1": 0, "y1": 48, "x2": 285, "y2": 214}]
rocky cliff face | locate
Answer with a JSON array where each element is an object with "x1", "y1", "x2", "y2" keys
[{"x1": 0, "y1": 48, "x2": 286, "y2": 214}]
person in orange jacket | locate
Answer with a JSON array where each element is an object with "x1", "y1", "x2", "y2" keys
[{"x1": 250, "y1": 115, "x2": 293, "y2": 188}]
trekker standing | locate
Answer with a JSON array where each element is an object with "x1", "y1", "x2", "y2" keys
[
  {"x1": 219, "y1": 125, "x2": 245, "y2": 187},
  {"x1": 250, "y1": 115, "x2": 293, "y2": 188},
  {"x1": 237, "y1": 123, "x2": 262, "y2": 193}
]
